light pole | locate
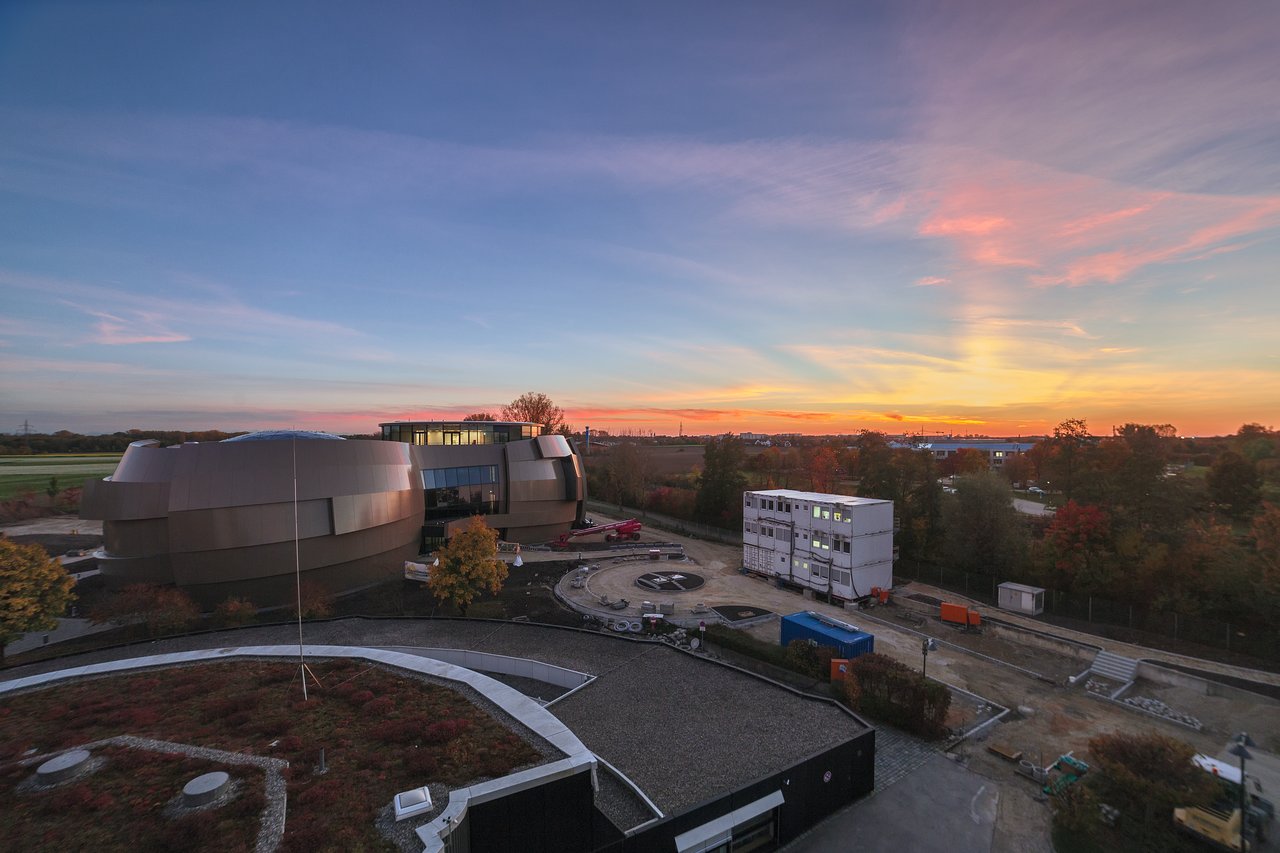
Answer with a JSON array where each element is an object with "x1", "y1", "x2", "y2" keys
[
  {"x1": 921, "y1": 637, "x2": 937, "y2": 679},
  {"x1": 1230, "y1": 732, "x2": 1256, "y2": 850}
]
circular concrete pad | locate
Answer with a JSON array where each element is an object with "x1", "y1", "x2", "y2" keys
[
  {"x1": 183, "y1": 771, "x2": 230, "y2": 807},
  {"x1": 36, "y1": 749, "x2": 91, "y2": 784}
]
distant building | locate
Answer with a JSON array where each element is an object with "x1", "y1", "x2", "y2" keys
[
  {"x1": 81, "y1": 422, "x2": 585, "y2": 606},
  {"x1": 742, "y1": 489, "x2": 894, "y2": 605},
  {"x1": 891, "y1": 439, "x2": 1034, "y2": 470}
]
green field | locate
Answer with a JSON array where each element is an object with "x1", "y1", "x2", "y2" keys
[{"x1": 0, "y1": 454, "x2": 122, "y2": 500}]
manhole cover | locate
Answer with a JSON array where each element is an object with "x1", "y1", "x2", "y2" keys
[
  {"x1": 183, "y1": 771, "x2": 231, "y2": 807},
  {"x1": 36, "y1": 749, "x2": 91, "y2": 785}
]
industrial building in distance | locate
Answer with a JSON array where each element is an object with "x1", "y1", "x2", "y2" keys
[
  {"x1": 80, "y1": 421, "x2": 585, "y2": 606},
  {"x1": 742, "y1": 489, "x2": 894, "y2": 606}
]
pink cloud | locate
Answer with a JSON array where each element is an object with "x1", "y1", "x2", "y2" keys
[
  {"x1": 914, "y1": 156, "x2": 1280, "y2": 286},
  {"x1": 86, "y1": 309, "x2": 190, "y2": 345},
  {"x1": 914, "y1": 276, "x2": 950, "y2": 287}
]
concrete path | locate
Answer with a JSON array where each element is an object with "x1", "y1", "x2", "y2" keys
[
  {"x1": 785, "y1": 754, "x2": 1001, "y2": 853},
  {"x1": 5, "y1": 617, "x2": 119, "y2": 657}
]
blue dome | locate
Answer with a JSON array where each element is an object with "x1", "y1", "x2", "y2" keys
[{"x1": 222, "y1": 430, "x2": 346, "y2": 442}]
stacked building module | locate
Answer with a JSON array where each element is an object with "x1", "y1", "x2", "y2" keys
[{"x1": 743, "y1": 489, "x2": 894, "y2": 604}]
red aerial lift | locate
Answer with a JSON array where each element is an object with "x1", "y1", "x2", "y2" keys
[{"x1": 552, "y1": 519, "x2": 643, "y2": 548}]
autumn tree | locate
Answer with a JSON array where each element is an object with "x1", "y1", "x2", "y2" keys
[
  {"x1": 92, "y1": 583, "x2": 199, "y2": 637},
  {"x1": 1035, "y1": 500, "x2": 1112, "y2": 593},
  {"x1": 940, "y1": 447, "x2": 988, "y2": 477},
  {"x1": 850, "y1": 431, "x2": 894, "y2": 498},
  {"x1": 501, "y1": 392, "x2": 565, "y2": 435},
  {"x1": 1000, "y1": 452, "x2": 1035, "y2": 487},
  {"x1": 463, "y1": 412, "x2": 496, "y2": 421},
  {"x1": 427, "y1": 515, "x2": 508, "y2": 616},
  {"x1": 805, "y1": 446, "x2": 840, "y2": 492},
  {"x1": 0, "y1": 537, "x2": 76, "y2": 662},
  {"x1": 1208, "y1": 450, "x2": 1261, "y2": 518},
  {"x1": 694, "y1": 436, "x2": 747, "y2": 529}
]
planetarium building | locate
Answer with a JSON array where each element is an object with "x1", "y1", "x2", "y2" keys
[{"x1": 80, "y1": 422, "x2": 585, "y2": 606}]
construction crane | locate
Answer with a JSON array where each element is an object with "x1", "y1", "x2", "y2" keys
[{"x1": 551, "y1": 519, "x2": 643, "y2": 549}]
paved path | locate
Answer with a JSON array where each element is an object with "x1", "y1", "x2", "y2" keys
[{"x1": 785, "y1": 754, "x2": 1000, "y2": 853}]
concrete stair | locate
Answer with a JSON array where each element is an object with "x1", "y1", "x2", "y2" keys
[{"x1": 1091, "y1": 650, "x2": 1139, "y2": 682}]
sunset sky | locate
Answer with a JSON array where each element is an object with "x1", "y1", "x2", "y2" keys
[{"x1": 2, "y1": 1, "x2": 1278, "y2": 437}]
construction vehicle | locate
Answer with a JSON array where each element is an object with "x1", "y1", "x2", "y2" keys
[
  {"x1": 552, "y1": 519, "x2": 643, "y2": 548},
  {"x1": 1194, "y1": 754, "x2": 1276, "y2": 826},
  {"x1": 1174, "y1": 803, "x2": 1255, "y2": 851},
  {"x1": 1176, "y1": 754, "x2": 1274, "y2": 849}
]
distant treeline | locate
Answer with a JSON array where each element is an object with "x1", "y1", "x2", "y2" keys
[{"x1": 0, "y1": 430, "x2": 378, "y2": 455}]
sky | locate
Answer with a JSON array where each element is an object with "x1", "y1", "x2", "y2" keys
[{"x1": 2, "y1": 1, "x2": 1278, "y2": 438}]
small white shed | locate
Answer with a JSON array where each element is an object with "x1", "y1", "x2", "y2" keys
[{"x1": 997, "y1": 582, "x2": 1045, "y2": 616}]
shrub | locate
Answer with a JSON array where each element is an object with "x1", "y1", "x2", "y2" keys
[
  {"x1": 363, "y1": 696, "x2": 394, "y2": 715},
  {"x1": 213, "y1": 596, "x2": 257, "y2": 627},
  {"x1": 348, "y1": 689, "x2": 374, "y2": 706},
  {"x1": 846, "y1": 653, "x2": 951, "y2": 739}
]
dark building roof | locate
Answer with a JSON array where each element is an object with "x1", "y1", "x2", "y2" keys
[{"x1": 2, "y1": 618, "x2": 869, "y2": 831}]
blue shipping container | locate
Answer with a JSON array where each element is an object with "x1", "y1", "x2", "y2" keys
[{"x1": 780, "y1": 611, "x2": 875, "y2": 660}]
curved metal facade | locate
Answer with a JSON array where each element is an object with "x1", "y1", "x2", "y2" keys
[{"x1": 81, "y1": 433, "x2": 585, "y2": 607}]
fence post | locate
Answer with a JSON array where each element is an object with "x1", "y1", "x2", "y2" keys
[
  {"x1": 1128, "y1": 606, "x2": 1132, "y2": 629},
  {"x1": 1088, "y1": 597, "x2": 1092, "y2": 623},
  {"x1": 1226, "y1": 624, "x2": 1231, "y2": 652},
  {"x1": 1174, "y1": 613, "x2": 1178, "y2": 641}
]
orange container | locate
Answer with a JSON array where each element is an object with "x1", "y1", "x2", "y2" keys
[
  {"x1": 940, "y1": 602, "x2": 969, "y2": 624},
  {"x1": 830, "y1": 658, "x2": 851, "y2": 682},
  {"x1": 967, "y1": 610, "x2": 982, "y2": 627}
]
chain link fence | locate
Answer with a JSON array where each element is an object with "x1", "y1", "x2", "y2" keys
[
  {"x1": 895, "y1": 562, "x2": 1280, "y2": 667},
  {"x1": 584, "y1": 499, "x2": 742, "y2": 545}
]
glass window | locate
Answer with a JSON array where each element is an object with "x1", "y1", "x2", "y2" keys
[
  {"x1": 813, "y1": 506, "x2": 821, "y2": 518},
  {"x1": 822, "y1": 508, "x2": 831, "y2": 520},
  {"x1": 470, "y1": 466, "x2": 485, "y2": 485},
  {"x1": 422, "y1": 470, "x2": 435, "y2": 489},
  {"x1": 444, "y1": 468, "x2": 458, "y2": 488},
  {"x1": 833, "y1": 511, "x2": 842, "y2": 522}
]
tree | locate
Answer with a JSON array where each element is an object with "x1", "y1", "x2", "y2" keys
[
  {"x1": 1208, "y1": 451, "x2": 1261, "y2": 518},
  {"x1": 805, "y1": 446, "x2": 840, "y2": 492},
  {"x1": 463, "y1": 412, "x2": 496, "y2": 421},
  {"x1": 1039, "y1": 418, "x2": 1092, "y2": 499},
  {"x1": 0, "y1": 537, "x2": 76, "y2": 662},
  {"x1": 694, "y1": 436, "x2": 747, "y2": 529},
  {"x1": 1036, "y1": 500, "x2": 1112, "y2": 593},
  {"x1": 92, "y1": 583, "x2": 198, "y2": 637},
  {"x1": 427, "y1": 515, "x2": 508, "y2": 616},
  {"x1": 942, "y1": 473, "x2": 1028, "y2": 577},
  {"x1": 501, "y1": 392, "x2": 565, "y2": 435},
  {"x1": 940, "y1": 447, "x2": 987, "y2": 477},
  {"x1": 600, "y1": 442, "x2": 649, "y2": 508},
  {"x1": 1077, "y1": 732, "x2": 1219, "y2": 850},
  {"x1": 1000, "y1": 452, "x2": 1035, "y2": 487}
]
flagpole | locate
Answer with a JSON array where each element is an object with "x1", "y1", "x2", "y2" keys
[{"x1": 293, "y1": 438, "x2": 307, "y2": 701}]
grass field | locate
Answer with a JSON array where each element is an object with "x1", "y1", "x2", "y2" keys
[{"x1": 0, "y1": 455, "x2": 121, "y2": 500}]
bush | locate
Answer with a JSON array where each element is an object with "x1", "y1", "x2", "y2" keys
[
  {"x1": 91, "y1": 584, "x2": 199, "y2": 636},
  {"x1": 213, "y1": 596, "x2": 257, "y2": 627},
  {"x1": 845, "y1": 653, "x2": 951, "y2": 739}
]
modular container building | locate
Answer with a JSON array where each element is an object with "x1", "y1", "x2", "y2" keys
[
  {"x1": 997, "y1": 582, "x2": 1045, "y2": 616},
  {"x1": 780, "y1": 611, "x2": 874, "y2": 660}
]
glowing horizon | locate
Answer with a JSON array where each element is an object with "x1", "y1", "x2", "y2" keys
[{"x1": 2, "y1": 2, "x2": 1278, "y2": 440}]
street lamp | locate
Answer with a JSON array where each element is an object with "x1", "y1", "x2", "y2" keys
[
  {"x1": 921, "y1": 637, "x2": 938, "y2": 679},
  {"x1": 1229, "y1": 732, "x2": 1256, "y2": 850}
]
